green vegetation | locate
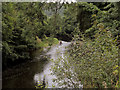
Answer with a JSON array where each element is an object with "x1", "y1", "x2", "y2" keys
[
  {"x1": 2, "y1": 2, "x2": 59, "y2": 69},
  {"x1": 37, "y1": 36, "x2": 59, "y2": 47},
  {"x1": 51, "y1": 2, "x2": 119, "y2": 88},
  {"x1": 2, "y1": 2, "x2": 119, "y2": 88}
]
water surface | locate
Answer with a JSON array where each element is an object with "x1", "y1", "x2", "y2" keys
[{"x1": 2, "y1": 41, "x2": 71, "y2": 88}]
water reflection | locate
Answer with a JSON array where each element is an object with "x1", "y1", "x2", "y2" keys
[
  {"x1": 2, "y1": 41, "x2": 71, "y2": 88},
  {"x1": 2, "y1": 50, "x2": 48, "y2": 88},
  {"x1": 34, "y1": 41, "x2": 71, "y2": 88}
]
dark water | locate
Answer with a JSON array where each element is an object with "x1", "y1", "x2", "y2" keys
[
  {"x1": 2, "y1": 41, "x2": 71, "y2": 88},
  {"x1": 2, "y1": 49, "x2": 49, "y2": 88}
]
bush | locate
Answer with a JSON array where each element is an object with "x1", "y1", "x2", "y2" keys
[
  {"x1": 51, "y1": 26, "x2": 118, "y2": 88},
  {"x1": 37, "y1": 36, "x2": 59, "y2": 48}
]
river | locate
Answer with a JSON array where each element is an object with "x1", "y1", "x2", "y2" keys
[{"x1": 2, "y1": 41, "x2": 71, "y2": 88}]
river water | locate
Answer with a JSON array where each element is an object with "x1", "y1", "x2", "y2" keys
[
  {"x1": 34, "y1": 41, "x2": 71, "y2": 88},
  {"x1": 2, "y1": 41, "x2": 71, "y2": 88}
]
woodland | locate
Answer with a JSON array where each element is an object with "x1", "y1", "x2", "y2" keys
[{"x1": 2, "y1": 2, "x2": 120, "y2": 88}]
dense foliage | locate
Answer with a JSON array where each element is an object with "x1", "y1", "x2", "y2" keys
[
  {"x1": 2, "y1": 2, "x2": 119, "y2": 88},
  {"x1": 2, "y1": 2, "x2": 59, "y2": 69},
  {"x1": 51, "y1": 2, "x2": 119, "y2": 88}
]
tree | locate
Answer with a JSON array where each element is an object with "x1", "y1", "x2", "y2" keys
[{"x1": 2, "y1": 2, "x2": 47, "y2": 69}]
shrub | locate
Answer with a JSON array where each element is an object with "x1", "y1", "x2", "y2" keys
[{"x1": 51, "y1": 26, "x2": 118, "y2": 88}]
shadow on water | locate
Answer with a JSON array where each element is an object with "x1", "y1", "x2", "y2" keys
[
  {"x1": 2, "y1": 41, "x2": 71, "y2": 88},
  {"x1": 2, "y1": 49, "x2": 49, "y2": 88}
]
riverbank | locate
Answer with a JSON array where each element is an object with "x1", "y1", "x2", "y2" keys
[
  {"x1": 2, "y1": 47, "x2": 50, "y2": 88},
  {"x1": 3, "y1": 41, "x2": 71, "y2": 88},
  {"x1": 2, "y1": 37, "x2": 59, "y2": 80},
  {"x1": 2, "y1": 50, "x2": 48, "y2": 80},
  {"x1": 35, "y1": 41, "x2": 72, "y2": 88}
]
